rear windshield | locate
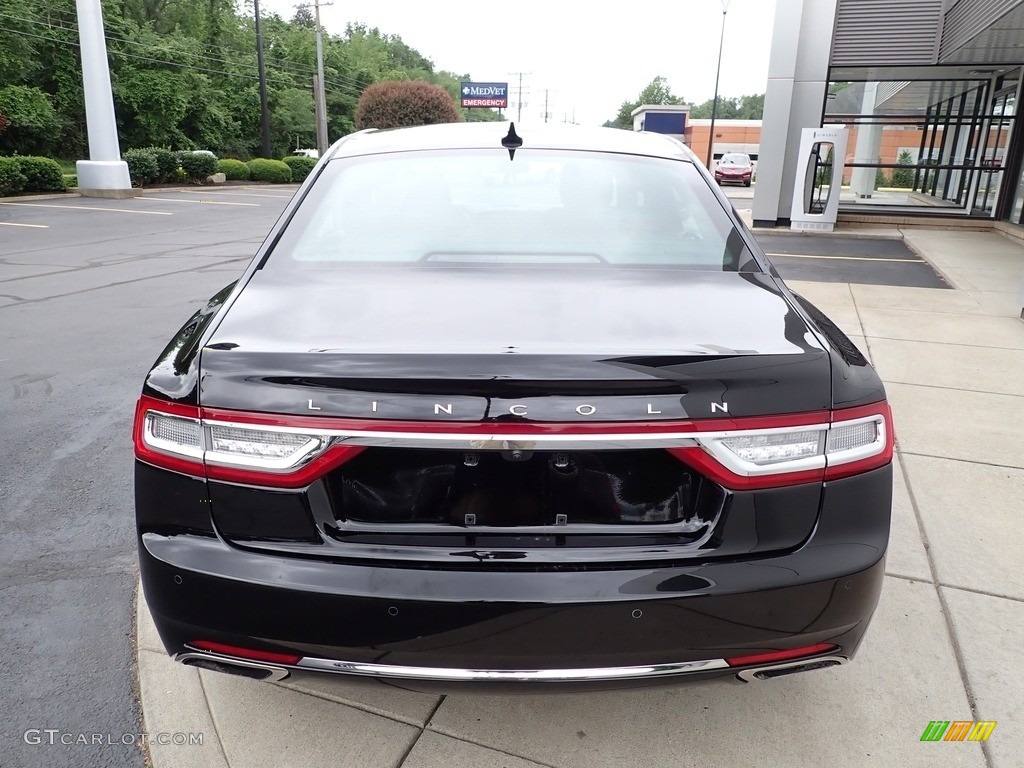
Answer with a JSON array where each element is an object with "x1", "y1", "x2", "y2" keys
[{"x1": 266, "y1": 149, "x2": 758, "y2": 272}]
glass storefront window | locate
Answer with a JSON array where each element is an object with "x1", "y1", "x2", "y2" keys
[{"x1": 823, "y1": 72, "x2": 1018, "y2": 217}]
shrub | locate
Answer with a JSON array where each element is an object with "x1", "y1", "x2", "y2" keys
[
  {"x1": 0, "y1": 156, "x2": 27, "y2": 196},
  {"x1": 141, "y1": 147, "x2": 177, "y2": 183},
  {"x1": 15, "y1": 156, "x2": 65, "y2": 192},
  {"x1": 168, "y1": 166, "x2": 189, "y2": 184},
  {"x1": 177, "y1": 151, "x2": 218, "y2": 182},
  {"x1": 123, "y1": 148, "x2": 159, "y2": 186},
  {"x1": 282, "y1": 155, "x2": 316, "y2": 182},
  {"x1": 874, "y1": 167, "x2": 890, "y2": 189},
  {"x1": 355, "y1": 81, "x2": 461, "y2": 130},
  {"x1": 64, "y1": 174, "x2": 77, "y2": 188},
  {"x1": 247, "y1": 158, "x2": 292, "y2": 183},
  {"x1": 217, "y1": 158, "x2": 250, "y2": 181}
]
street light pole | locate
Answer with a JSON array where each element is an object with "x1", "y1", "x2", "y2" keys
[
  {"x1": 705, "y1": 0, "x2": 731, "y2": 170},
  {"x1": 75, "y1": 0, "x2": 132, "y2": 195}
]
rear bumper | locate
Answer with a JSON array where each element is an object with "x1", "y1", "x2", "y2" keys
[
  {"x1": 139, "y1": 465, "x2": 890, "y2": 690},
  {"x1": 715, "y1": 172, "x2": 752, "y2": 184}
]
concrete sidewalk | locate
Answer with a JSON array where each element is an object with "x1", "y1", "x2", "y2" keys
[{"x1": 136, "y1": 228, "x2": 1024, "y2": 768}]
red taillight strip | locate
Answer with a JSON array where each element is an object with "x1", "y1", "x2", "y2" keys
[
  {"x1": 204, "y1": 445, "x2": 365, "y2": 487},
  {"x1": 190, "y1": 640, "x2": 301, "y2": 666},
  {"x1": 726, "y1": 643, "x2": 838, "y2": 667},
  {"x1": 665, "y1": 446, "x2": 826, "y2": 491}
]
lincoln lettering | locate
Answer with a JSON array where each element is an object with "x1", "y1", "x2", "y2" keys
[{"x1": 306, "y1": 400, "x2": 730, "y2": 416}]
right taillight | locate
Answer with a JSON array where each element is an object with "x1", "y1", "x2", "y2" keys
[
  {"x1": 821, "y1": 402, "x2": 895, "y2": 481},
  {"x1": 669, "y1": 402, "x2": 893, "y2": 490}
]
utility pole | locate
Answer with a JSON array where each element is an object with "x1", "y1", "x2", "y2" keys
[
  {"x1": 254, "y1": 0, "x2": 272, "y2": 158},
  {"x1": 509, "y1": 71, "x2": 531, "y2": 122},
  {"x1": 313, "y1": 74, "x2": 325, "y2": 149},
  {"x1": 312, "y1": 0, "x2": 332, "y2": 154}
]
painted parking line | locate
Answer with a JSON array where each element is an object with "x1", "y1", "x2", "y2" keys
[
  {"x1": 239, "y1": 185, "x2": 298, "y2": 192},
  {"x1": 181, "y1": 190, "x2": 292, "y2": 200},
  {"x1": 765, "y1": 252, "x2": 922, "y2": 264},
  {"x1": 0, "y1": 221, "x2": 49, "y2": 228},
  {"x1": 139, "y1": 197, "x2": 260, "y2": 207},
  {"x1": 0, "y1": 201, "x2": 172, "y2": 216}
]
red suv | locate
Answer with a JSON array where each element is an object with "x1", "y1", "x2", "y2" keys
[{"x1": 715, "y1": 153, "x2": 753, "y2": 187}]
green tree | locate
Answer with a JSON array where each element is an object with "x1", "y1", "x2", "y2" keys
[
  {"x1": 0, "y1": 0, "x2": 492, "y2": 159},
  {"x1": 605, "y1": 76, "x2": 685, "y2": 130},
  {"x1": 0, "y1": 85, "x2": 61, "y2": 154},
  {"x1": 291, "y1": 6, "x2": 315, "y2": 29},
  {"x1": 890, "y1": 150, "x2": 915, "y2": 188},
  {"x1": 272, "y1": 87, "x2": 316, "y2": 152},
  {"x1": 690, "y1": 96, "x2": 739, "y2": 119},
  {"x1": 737, "y1": 93, "x2": 764, "y2": 119}
]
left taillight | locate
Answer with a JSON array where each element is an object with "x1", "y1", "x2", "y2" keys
[{"x1": 133, "y1": 395, "x2": 364, "y2": 488}]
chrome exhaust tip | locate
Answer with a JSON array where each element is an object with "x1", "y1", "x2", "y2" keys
[
  {"x1": 175, "y1": 652, "x2": 290, "y2": 682},
  {"x1": 736, "y1": 655, "x2": 847, "y2": 682}
]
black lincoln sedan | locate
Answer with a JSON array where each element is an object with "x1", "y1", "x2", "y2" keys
[{"x1": 135, "y1": 123, "x2": 893, "y2": 690}]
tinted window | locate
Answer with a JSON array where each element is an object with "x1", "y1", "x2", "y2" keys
[{"x1": 267, "y1": 149, "x2": 758, "y2": 272}]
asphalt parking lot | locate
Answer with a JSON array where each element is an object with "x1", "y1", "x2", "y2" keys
[
  {"x1": 0, "y1": 187, "x2": 298, "y2": 768},
  {"x1": 3, "y1": 188, "x2": 1023, "y2": 768}
]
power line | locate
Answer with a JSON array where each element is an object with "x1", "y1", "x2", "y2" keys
[
  {"x1": 21, "y1": 4, "x2": 382, "y2": 94},
  {"x1": 0, "y1": 22, "x2": 315, "y2": 90},
  {"x1": 0, "y1": 10, "x2": 366, "y2": 96}
]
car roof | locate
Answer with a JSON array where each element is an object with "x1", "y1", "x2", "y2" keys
[{"x1": 326, "y1": 122, "x2": 698, "y2": 163}]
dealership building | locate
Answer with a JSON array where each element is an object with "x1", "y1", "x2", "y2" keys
[{"x1": 749, "y1": 0, "x2": 1024, "y2": 230}]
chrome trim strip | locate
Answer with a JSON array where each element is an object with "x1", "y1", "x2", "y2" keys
[
  {"x1": 340, "y1": 435, "x2": 703, "y2": 451},
  {"x1": 175, "y1": 652, "x2": 290, "y2": 682},
  {"x1": 200, "y1": 417, "x2": 709, "y2": 445},
  {"x1": 295, "y1": 656, "x2": 730, "y2": 682},
  {"x1": 167, "y1": 412, "x2": 887, "y2": 479},
  {"x1": 735, "y1": 655, "x2": 848, "y2": 682}
]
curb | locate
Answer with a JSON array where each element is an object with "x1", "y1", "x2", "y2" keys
[{"x1": 0, "y1": 183, "x2": 300, "y2": 204}]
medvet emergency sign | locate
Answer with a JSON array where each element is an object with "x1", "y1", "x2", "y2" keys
[{"x1": 461, "y1": 82, "x2": 508, "y2": 109}]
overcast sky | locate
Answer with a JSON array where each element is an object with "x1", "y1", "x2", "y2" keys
[{"x1": 256, "y1": 0, "x2": 779, "y2": 126}]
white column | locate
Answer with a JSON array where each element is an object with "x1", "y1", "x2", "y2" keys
[
  {"x1": 850, "y1": 82, "x2": 882, "y2": 198},
  {"x1": 753, "y1": 0, "x2": 839, "y2": 226},
  {"x1": 75, "y1": 0, "x2": 132, "y2": 195}
]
